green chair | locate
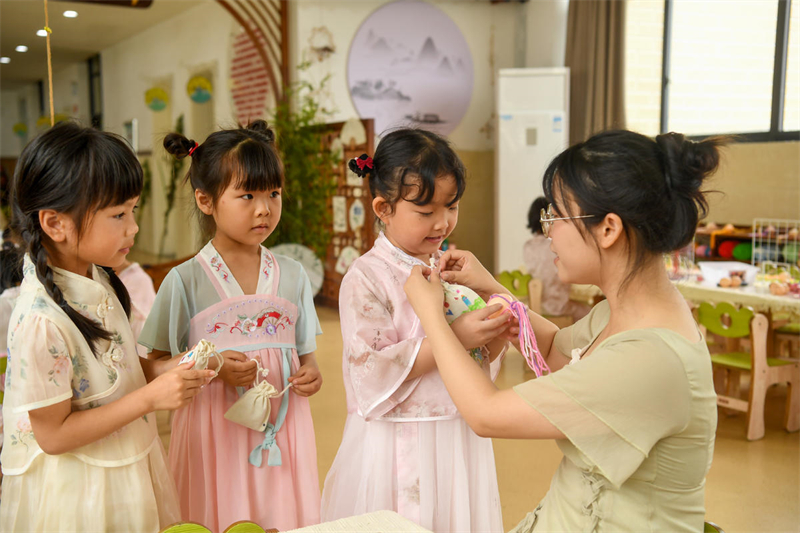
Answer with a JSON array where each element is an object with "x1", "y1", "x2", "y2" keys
[
  {"x1": 697, "y1": 302, "x2": 800, "y2": 440},
  {"x1": 496, "y1": 270, "x2": 532, "y2": 300},
  {"x1": 704, "y1": 521, "x2": 725, "y2": 533}
]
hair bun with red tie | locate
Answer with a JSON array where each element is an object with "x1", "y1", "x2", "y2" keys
[{"x1": 348, "y1": 153, "x2": 374, "y2": 178}]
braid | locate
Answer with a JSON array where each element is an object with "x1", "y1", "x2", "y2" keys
[
  {"x1": 25, "y1": 217, "x2": 112, "y2": 356},
  {"x1": 100, "y1": 266, "x2": 132, "y2": 319}
]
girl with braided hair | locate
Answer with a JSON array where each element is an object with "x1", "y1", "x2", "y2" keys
[
  {"x1": 1, "y1": 121, "x2": 214, "y2": 532},
  {"x1": 138, "y1": 120, "x2": 323, "y2": 531}
]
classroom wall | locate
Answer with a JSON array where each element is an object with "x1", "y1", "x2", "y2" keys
[
  {"x1": 101, "y1": 0, "x2": 235, "y2": 261},
  {"x1": 707, "y1": 140, "x2": 800, "y2": 225},
  {"x1": 0, "y1": 62, "x2": 90, "y2": 158},
  {"x1": 290, "y1": 0, "x2": 569, "y2": 270}
]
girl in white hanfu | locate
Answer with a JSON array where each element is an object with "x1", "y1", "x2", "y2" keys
[
  {"x1": 1, "y1": 122, "x2": 213, "y2": 532},
  {"x1": 321, "y1": 129, "x2": 509, "y2": 533}
]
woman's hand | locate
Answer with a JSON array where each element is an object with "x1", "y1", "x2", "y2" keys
[
  {"x1": 147, "y1": 360, "x2": 214, "y2": 411},
  {"x1": 437, "y1": 250, "x2": 505, "y2": 300},
  {"x1": 450, "y1": 305, "x2": 511, "y2": 349},
  {"x1": 217, "y1": 350, "x2": 258, "y2": 387},
  {"x1": 405, "y1": 265, "x2": 446, "y2": 323}
]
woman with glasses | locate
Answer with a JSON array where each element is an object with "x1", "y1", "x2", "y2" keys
[
  {"x1": 404, "y1": 130, "x2": 724, "y2": 533},
  {"x1": 523, "y1": 196, "x2": 591, "y2": 322}
]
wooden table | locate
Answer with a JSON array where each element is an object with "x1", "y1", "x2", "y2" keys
[{"x1": 285, "y1": 511, "x2": 432, "y2": 533}]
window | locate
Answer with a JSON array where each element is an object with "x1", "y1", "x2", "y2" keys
[{"x1": 625, "y1": 0, "x2": 800, "y2": 141}]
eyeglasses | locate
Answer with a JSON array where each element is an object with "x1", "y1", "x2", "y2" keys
[{"x1": 539, "y1": 204, "x2": 596, "y2": 238}]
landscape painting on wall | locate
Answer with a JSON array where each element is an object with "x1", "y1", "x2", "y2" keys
[{"x1": 347, "y1": 0, "x2": 474, "y2": 136}]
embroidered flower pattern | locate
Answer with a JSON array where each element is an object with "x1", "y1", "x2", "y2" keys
[
  {"x1": 210, "y1": 255, "x2": 231, "y2": 283},
  {"x1": 73, "y1": 377, "x2": 90, "y2": 397},
  {"x1": 263, "y1": 251, "x2": 274, "y2": 281},
  {"x1": 206, "y1": 307, "x2": 294, "y2": 337},
  {"x1": 47, "y1": 346, "x2": 71, "y2": 387},
  {"x1": 10, "y1": 415, "x2": 35, "y2": 451}
]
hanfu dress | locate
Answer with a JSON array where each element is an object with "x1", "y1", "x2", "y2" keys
[
  {"x1": 138, "y1": 242, "x2": 322, "y2": 532},
  {"x1": 321, "y1": 233, "x2": 504, "y2": 533},
  {"x1": 1, "y1": 257, "x2": 180, "y2": 532}
]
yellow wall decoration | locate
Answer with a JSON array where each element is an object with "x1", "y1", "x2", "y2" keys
[
  {"x1": 145, "y1": 87, "x2": 169, "y2": 111},
  {"x1": 187, "y1": 75, "x2": 213, "y2": 104}
]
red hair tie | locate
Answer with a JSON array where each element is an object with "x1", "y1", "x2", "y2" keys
[
  {"x1": 188, "y1": 142, "x2": 199, "y2": 157},
  {"x1": 356, "y1": 156, "x2": 373, "y2": 171}
]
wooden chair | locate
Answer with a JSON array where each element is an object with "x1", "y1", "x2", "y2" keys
[
  {"x1": 697, "y1": 302, "x2": 800, "y2": 440},
  {"x1": 527, "y1": 278, "x2": 574, "y2": 329},
  {"x1": 774, "y1": 322, "x2": 799, "y2": 359}
]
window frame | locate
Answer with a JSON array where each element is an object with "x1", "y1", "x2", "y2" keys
[{"x1": 658, "y1": 0, "x2": 800, "y2": 141}]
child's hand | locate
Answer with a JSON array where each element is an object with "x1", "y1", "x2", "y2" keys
[
  {"x1": 437, "y1": 249, "x2": 504, "y2": 301},
  {"x1": 148, "y1": 360, "x2": 215, "y2": 411},
  {"x1": 217, "y1": 350, "x2": 258, "y2": 387},
  {"x1": 288, "y1": 363, "x2": 323, "y2": 397},
  {"x1": 405, "y1": 265, "x2": 446, "y2": 322},
  {"x1": 450, "y1": 305, "x2": 511, "y2": 349}
]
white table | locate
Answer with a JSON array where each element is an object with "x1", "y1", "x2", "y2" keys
[
  {"x1": 285, "y1": 511, "x2": 432, "y2": 533},
  {"x1": 674, "y1": 281, "x2": 800, "y2": 320}
]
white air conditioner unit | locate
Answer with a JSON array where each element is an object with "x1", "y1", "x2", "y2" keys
[{"x1": 494, "y1": 67, "x2": 569, "y2": 274}]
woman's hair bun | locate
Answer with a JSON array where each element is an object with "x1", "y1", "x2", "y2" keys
[
  {"x1": 246, "y1": 120, "x2": 275, "y2": 143},
  {"x1": 655, "y1": 132, "x2": 724, "y2": 194},
  {"x1": 163, "y1": 133, "x2": 197, "y2": 159},
  {"x1": 348, "y1": 153, "x2": 374, "y2": 178}
]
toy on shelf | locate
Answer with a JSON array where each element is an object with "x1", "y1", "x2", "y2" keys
[
  {"x1": 752, "y1": 218, "x2": 800, "y2": 268},
  {"x1": 754, "y1": 262, "x2": 800, "y2": 297}
]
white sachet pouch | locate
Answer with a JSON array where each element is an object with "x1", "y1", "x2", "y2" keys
[
  {"x1": 179, "y1": 339, "x2": 224, "y2": 377},
  {"x1": 224, "y1": 359, "x2": 291, "y2": 432}
]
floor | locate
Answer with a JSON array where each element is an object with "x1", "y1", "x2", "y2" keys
[{"x1": 159, "y1": 306, "x2": 800, "y2": 532}]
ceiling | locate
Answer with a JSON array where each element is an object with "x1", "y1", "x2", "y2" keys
[{"x1": 0, "y1": 0, "x2": 202, "y2": 86}]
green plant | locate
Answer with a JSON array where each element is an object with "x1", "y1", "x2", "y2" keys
[
  {"x1": 158, "y1": 114, "x2": 185, "y2": 259},
  {"x1": 137, "y1": 158, "x2": 152, "y2": 221},
  {"x1": 266, "y1": 64, "x2": 339, "y2": 259}
]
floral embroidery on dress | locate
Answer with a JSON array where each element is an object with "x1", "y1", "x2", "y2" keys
[
  {"x1": 10, "y1": 415, "x2": 35, "y2": 451},
  {"x1": 73, "y1": 377, "x2": 90, "y2": 397},
  {"x1": 47, "y1": 347, "x2": 71, "y2": 387},
  {"x1": 67, "y1": 299, "x2": 98, "y2": 323},
  {"x1": 262, "y1": 250, "x2": 274, "y2": 281},
  {"x1": 210, "y1": 254, "x2": 231, "y2": 283},
  {"x1": 205, "y1": 307, "x2": 294, "y2": 337}
]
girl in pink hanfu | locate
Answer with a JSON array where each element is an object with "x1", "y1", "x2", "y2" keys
[
  {"x1": 116, "y1": 259, "x2": 157, "y2": 356},
  {"x1": 138, "y1": 121, "x2": 323, "y2": 532},
  {"x1": 321, "y1": 130, "x2": 510, "y2": 533}
]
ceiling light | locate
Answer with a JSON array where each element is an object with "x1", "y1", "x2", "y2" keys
[
  {"x1": 0, "y1": 57, "x2": 10, "y2": 64},
  {"x1": 37, "y1": 29, "x2": 48, "y2": 37},
  {"x1": 15, "y1": 45, "x2": 28, "y2": 53},
  {"x1": 63, "y1": 10, "x2": 78, "y2": 18}
]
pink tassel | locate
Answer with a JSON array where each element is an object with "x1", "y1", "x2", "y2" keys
[{"x1": 492, "y1": 294, "x2": 550, "y2": 377}]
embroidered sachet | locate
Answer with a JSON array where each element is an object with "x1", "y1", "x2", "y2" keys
[
  {"x1": 224, "y1": 359, "x2": 291, "y2": 432},
  {"x1": 179, "y1": 339, "x2": 224, "y2": 377}
]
